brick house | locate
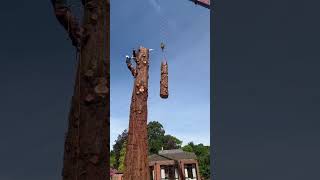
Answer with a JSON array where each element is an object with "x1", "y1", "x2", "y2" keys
[
  {"x1": 111, "y1": 173, "x2": 123, "y2": 180},
  {"x1": 111, "y1": 149, "x2": 200, "y2": 180},
  {"x1": 110, "y1": 168, "x2": 123, "y2": 180},
  {"x1": 149, "y1": 149, "x2": 200, "y2": 180}
]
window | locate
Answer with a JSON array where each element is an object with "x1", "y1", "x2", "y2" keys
[
  {"x1": 149, "y1": 166, "x2": 154, "y2": 180},
  {"x1": 160, "y1": 165, "x2": 179, "y2": 180},
  {"x1": 184, "y1": 164, "x2": 197, "y2": 180}
]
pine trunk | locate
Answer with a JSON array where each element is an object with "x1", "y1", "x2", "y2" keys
[
  {"x1": 52, "y1": 0, "x2": 110, "y2": 179},
  {"x1": 123, "y1": 47, "x2": 150, "y2": 180}
]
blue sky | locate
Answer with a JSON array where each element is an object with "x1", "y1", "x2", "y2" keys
[{"x1": 110, "y1": 0, "x2": 210, "y2": 148}]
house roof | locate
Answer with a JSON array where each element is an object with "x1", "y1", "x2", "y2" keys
[{"x1": 149, "y1": 149, "x2": 197, "y2": 162}]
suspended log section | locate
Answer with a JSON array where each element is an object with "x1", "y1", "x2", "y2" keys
[{"x1": 160, "y1": 60, "x2": 169, "y2": 99}]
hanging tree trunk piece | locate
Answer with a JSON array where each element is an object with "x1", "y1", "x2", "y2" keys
[
  {"x1": 160, "y1": 60, "x2": 169, "y2": 99},
  {"x1": 51, "y1": 0, "x2": 110, "y2": 179},
  {"x1": 123, "y1": 47, "x2": 150, "y2": 180}
]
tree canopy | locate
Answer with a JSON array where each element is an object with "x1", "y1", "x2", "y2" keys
[
  {"x1": 111, "y1": 129, "x2": 128, "y2": 169},
  {"x1": 147, "y1": 121, "x2": 166, "y2": 154}
]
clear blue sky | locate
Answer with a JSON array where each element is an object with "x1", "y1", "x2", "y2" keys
[{"x1": 110, "y1": 0, "x2": 210, "y2": 148}]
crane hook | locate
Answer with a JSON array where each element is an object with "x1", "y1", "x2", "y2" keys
[{"x1": 160, "y1": 42, "x2": 165, "y2": 52}]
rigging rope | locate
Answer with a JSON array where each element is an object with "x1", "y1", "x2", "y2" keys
[
  {"x1": 158, "y1": 0, "x2": 169, "y2": 61},
  {"x1": 158, "y1": 1, "x2": 169, "y2": 99}
]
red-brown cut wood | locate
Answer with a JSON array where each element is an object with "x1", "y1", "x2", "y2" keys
[{"x1": 160, "y1": 60, "x2": 169, "y2": 99}]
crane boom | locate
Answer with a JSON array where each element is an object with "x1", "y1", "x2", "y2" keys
[{"x1": 189, "y1": 0, "x2": 210, "y2": 9}]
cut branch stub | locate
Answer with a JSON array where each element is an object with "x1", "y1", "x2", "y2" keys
[
  {"x1": 51, "y1": 0, "x2": 82, "y2": 49},
  {"x1": 160, "y1": 60, "x2": 169, "y2": 99},
  {"x1": 126, "y1": 56, "x2": 137, "y2": 77},
  {"x1": 84, "y1": 93, "x2": 95, "y2": 104},
  {"x1": 94, "y1": 77, "x2": 109, "y2": 97}
]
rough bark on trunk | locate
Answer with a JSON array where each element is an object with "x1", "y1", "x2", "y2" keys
[
  {"x1": 123, "y1": 47, "x2": 150, "y2": 180},
  {"x1": 160, "y1": 60, "x2": 168, "y2": 99},
  {"x1": 51, "y1": 0, "x2": 110, "y2": 179}
]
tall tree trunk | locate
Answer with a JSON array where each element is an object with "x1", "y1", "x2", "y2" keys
[
  {"x1": 51, "y1": 0, "x2": 110, "y2": 179},
  {"x1": 123, "y1": 47, "x2": 150, "y2": 180}
]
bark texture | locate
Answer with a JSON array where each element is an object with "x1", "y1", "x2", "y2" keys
[
  {"x1": 160, "y1": 60, "x2": 169, "y2": 99},
  {"x1": 51, "y1": 0, "x2": 110, "y2": 179},
  {"x1": 123, "y1": 47, "x2": 150, "y2": 180}
]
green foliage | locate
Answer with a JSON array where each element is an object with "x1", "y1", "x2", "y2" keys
[
  {"x1": 111, "y1": 121, "x2": 186, "y2": 172},
  {"x1": 118, "y1": 141, "x2": 127, "y2": 172},
  {"x1": 182, "y1": 142, "x2": 210, "y2": 179},
  {"x1": 147, "y1": 121, "x2": 184, "y2": 154},
  {"x1": 163, "y1": 134, "x2": 182, "y2": 150},
  {"x1": 148, "y1": 121, "x2": 166, "y2": 137},
  {"x1": 112, "y1": 129, "x2": 128, "y2": 169},
  {"x1": 198, "y1": 152, "x2": 210, "y2": 179},
  {"x1": 147, "y1": 121, "x2": 165, "y2": 154},
  {"x1": 110, "y1": 150, "x2": 116, "y2": 168},
  {"x1": 182, "y1": 143, "x2": 194, "y2": 153}
]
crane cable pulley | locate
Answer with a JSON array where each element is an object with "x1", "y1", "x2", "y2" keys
[
  {"x1": 160, "y1": 42, "x2": 166, "y2": 60},
  {"x1": 160, "y1": 42, "x2": 165, "y2": 52}
]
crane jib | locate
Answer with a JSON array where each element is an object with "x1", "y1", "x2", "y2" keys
[{"x1": 189, "y1": 0, "x2": 211, "y2": 9}]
